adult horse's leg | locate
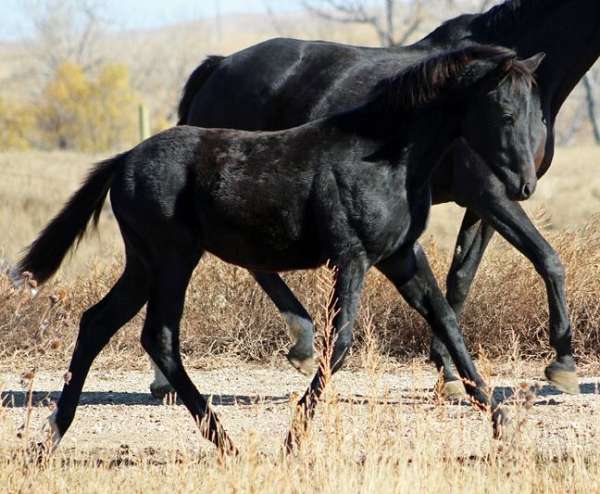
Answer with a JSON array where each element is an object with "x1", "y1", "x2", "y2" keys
[
  {"x1": 285, "y1": 260, "x2": 366, "y2": 452},
  {"x1": 446, "y1": 211, "x2": 495, "y2": 316},
  {"x1": 377, "y1": 244, "x2": 507, "y2": 434},
  {"x1": 447, "y1": 145, "x2": 577, "y2": 394},
  {"x1": 45, "y1": 253, "x2": 149, "y2": 451},
  {"x1": 149, "y1": 270, "x2": 316, "y2": 398},
  {"x1": 141, "y1": 248, "x2": 237, "y2": 455},
  {"x1": 251, "y1": 272, "x2": 315, "y2": 374}
]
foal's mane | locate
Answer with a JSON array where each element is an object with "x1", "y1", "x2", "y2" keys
[{"x1": 366, "y1": 44, "x2": 534, "y2": 115}]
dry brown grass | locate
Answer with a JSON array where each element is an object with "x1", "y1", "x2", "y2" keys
[
  {"x1": 1, "y1": 328, "x2": 600, "y2": 493},
  {"x1": 2, "y1": 253, "x2": 600, "y2": 491},
  {"x1": 2, "y1": 397, "x2": 600, "y2": 493},
  {"x1": 2, "y1": 147, "x2": 600, "y2": 372}
]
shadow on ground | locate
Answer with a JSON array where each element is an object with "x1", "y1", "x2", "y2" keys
[{"x1": 2, "y1": 382, "x2": 598, "y2": 409}]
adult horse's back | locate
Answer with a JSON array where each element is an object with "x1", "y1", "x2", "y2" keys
[{"x1": 181, "y1": 38, "x2": 428, "y2": 131}]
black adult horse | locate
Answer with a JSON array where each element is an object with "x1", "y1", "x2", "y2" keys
[
  {"x1": 19, "y1": 46, "x2": 542, "y2": 453},
  {"x1": 164, "y1": 0, "x2": 600, "y2": 398}
]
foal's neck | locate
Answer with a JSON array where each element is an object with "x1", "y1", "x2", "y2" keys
[{"x1": 335, "y1": 103, "x2": 458, "y2": 166}]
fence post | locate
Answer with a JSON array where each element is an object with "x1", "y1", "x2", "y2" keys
[{"x1": 138, "y1": 104, "x2": 150, "y2": 141}]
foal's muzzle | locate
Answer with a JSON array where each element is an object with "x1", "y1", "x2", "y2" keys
[{"x1": 519, "y1": 180, "x2": 536, "y2": 200}]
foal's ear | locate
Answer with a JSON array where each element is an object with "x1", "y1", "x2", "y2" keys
[
  {"x1": 454, "y1": 55, "x2": 516, "y2": 91},
  {"x1": 520, "y1": 52, "x2": 546, "y2": 73}
]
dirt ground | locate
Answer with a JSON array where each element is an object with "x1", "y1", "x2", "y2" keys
[{"x1": 1, "y1": 362, "x2": 599, "y2": 459}]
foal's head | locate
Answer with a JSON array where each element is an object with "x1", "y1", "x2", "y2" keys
[
  {"x1": 458, "y1": 49, "x2": 545, "y2": 200},
  {"x1": 371, "y1": 45, "x2": 546, "y2": 201}
]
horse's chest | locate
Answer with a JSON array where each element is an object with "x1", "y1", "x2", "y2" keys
[{"x1": 344, "y1": 170, "x2": 428, "y2": 259}]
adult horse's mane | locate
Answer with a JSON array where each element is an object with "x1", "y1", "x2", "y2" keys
[
  {"x1": 472, "y1": 0, "x2": 567, "y2": 40},
  {"x1": 362, "y1": 45, "x2": 532, "y2": 116},
  {"x1": 177, "y1": 55, "x2": 225, "y2": 125}
]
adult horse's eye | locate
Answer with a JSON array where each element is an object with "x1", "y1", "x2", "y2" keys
[{"x1": 503, "y1": 114, "x2": 515, "y2": 125}]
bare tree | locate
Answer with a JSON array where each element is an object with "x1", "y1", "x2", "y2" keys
[
  {"x1": 24, "y1": 0, "x2": 108, "y2": 76},
  {"x1": 302, "y1": 0, "x2": 423, "y2": 47},
  {"x1": 583, "y1": 70, "x2": 600, "y2": 144},
  {"x1": 444, "y1": 0, "x2": 498, "y2": 13}
]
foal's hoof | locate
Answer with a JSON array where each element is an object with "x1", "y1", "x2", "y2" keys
[
  {"x1": 492, "y1": 407, "x2": 512, "y2": 441},
  {"x1": 150, "y1": 383, "x2": 175, "y2": 400},
  {"x1": 545, "y1": 362, "x2": 579, "y2": 395},
  {"x1": 443, "y1": 380, "x2": 466, "y2": 401},
  {"x1": 286, "y1": 346, "x2": 315, "y2": 376},
  {"x1": 286, "y1": 353, "x2": 315, "y2": 376}
]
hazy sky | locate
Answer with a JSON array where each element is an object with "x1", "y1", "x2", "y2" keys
[{"x1": 0, "y1": 0, "x2": 302, "y2": 40}]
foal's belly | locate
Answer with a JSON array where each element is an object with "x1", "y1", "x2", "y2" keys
[{"x1": 202, "y1": 229, "x2": 326, "y2": 272}]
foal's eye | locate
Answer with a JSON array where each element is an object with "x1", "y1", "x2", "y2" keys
[{"x1": 503, "y1": 114, "x2": 515, "y2": 125}]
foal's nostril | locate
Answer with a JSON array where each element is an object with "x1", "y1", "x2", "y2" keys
[{"x1": 521, "y1": 182, "x2": 534, "y2": 199}]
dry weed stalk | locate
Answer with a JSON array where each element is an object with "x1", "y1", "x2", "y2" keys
[{"x1": 288, "y1": 263, "x2": 339, "y2": 452}]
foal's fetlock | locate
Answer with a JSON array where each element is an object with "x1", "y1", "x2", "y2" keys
[
  {"x1": 545, "y1": 355, "x2": 578, "y2": 395},
  {"x1": 148, "y1": 358, "x2": 176, "y2": 399},
  {"x1": 285, "y1": 313, "x2": 315, "y2": 375}
]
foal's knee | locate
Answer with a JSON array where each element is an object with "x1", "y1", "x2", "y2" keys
[{"x1": 535, "y1": 251, "x2": 565, "y2": 283}]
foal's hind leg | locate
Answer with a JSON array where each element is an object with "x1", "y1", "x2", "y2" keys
[
  {"x1": 46, "y1": 255, "x2": 148, "y2": 451},
  {"x1": 149, "y1": 271, "x2": 316, "y2": 398},
  {"x1": 252, "y1": 272, "x2": 315, "y2": 374},
  {"x1": 141, "y1": 250, "x2": 237, "y2": 455}
]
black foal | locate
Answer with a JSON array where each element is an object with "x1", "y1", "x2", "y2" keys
[{"x1": 18, "y1": 45, "x2": 543, "y2": 453}]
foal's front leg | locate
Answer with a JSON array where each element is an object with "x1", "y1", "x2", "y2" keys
[
  {"x1": 377, "y1": 245, "x2": 507, "y2": 436},
  {"x1": 285, "y1": 260, "x2": 366, "y2": 452},
  {"x1": 429, "y1": 211, "x2": 496, "y2": 393}
]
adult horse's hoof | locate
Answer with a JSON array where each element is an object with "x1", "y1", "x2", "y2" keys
[
  {"x1": 150, "y1": 383, "x2": 175, "y2": 400},
  {"x1": 443, "y1": 379, "x2": 466, "y2": 401},
  {"x1": 545, "y1": 361, "x2": 579, "y2": 394},
  {"x1": 286, "y1": 351, "x2": 315, "y2": 376}
]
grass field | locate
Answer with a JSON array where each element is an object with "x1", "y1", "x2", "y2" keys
[
  {"x1": 2, "y1": 147, "x2": 600, "y2": 492},
  {"x1": 2, "y1": 148, "x2": 600, "y2": 367}
]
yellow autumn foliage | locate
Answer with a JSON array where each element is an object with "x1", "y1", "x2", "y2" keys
[
  {"x1": 0, "y1": 97, "x2": 34, "y2": 150},
  {"x1": 38, "y1": 61, "x2": 140, "y2": 151}
]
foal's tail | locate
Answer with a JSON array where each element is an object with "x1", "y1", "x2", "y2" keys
[
  {"x1": 17, "y1": 152, "x2": 128, "y2": 284},
  {"x1": 177, "y1": 55, "x2": 225, "y2": 125}
]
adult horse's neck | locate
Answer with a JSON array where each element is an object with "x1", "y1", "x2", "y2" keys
[
  {"x1": 414, "y1": 0, "x2": 600, "y2": 119},
  {"x1": 469, "y1": 0, "x2": 600, "y2": 119}
]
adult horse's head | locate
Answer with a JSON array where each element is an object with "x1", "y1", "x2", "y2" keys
[{"x1": 455, "y1": 47, "x2": 546, "y2": 200}]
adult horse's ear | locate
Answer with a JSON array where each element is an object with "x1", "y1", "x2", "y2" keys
[{"x1": 520, "y1": 52, "x2": 546, "y2": 73}]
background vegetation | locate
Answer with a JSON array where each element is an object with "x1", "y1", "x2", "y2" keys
[{"x1": 1, "y1": 0, "x2": 600, "y2": 153}]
